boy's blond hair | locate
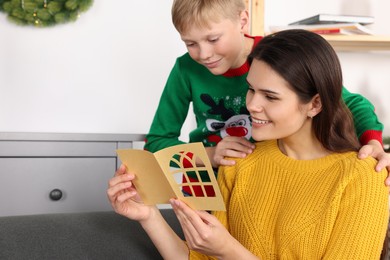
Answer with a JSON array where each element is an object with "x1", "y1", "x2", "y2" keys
[{"x1": 172, "y1": 0, "x2": 247, "y2": 34}]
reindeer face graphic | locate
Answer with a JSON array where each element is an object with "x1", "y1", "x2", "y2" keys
[
  {"x1": 206, "y1": 114, "x2": 251, "y2": 139},
  {"x1": 201, "y1": 94, "x2": 252, "y2": 144}
]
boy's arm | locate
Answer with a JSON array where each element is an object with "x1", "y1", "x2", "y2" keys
[
  {"x1": 144, "y1": 59, "x2": 191, "y2": 152},
  {"x1": 342, "y1": 87, "x2": 390, "y2": 178},
  {"x1": 342, "y1": 86, "x2": 383, "y2": 145}
]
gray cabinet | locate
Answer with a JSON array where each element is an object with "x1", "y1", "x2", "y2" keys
[{"x1": 0, "y1": 132, "x2": 145, "y2": 216}]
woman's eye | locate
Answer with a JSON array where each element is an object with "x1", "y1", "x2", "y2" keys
[{"x1": 266, "y1": 95, "x2": 277, "y2": 101}]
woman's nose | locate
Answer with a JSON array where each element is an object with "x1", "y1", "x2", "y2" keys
[{"x1": 247, "y1": 94, "x2": 263, "y2": 113}]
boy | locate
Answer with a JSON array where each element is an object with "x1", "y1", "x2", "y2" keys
[{"x1": 144, "y1": 0, "x2": 390, "y2": 193}]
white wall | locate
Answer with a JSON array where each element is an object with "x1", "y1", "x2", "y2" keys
[
  {"x1": 0, "y1": 0, "x2": 188, "y2": 136},
  {"x1": 0, "y1": 0, "x2": 389, "y2": 137}
]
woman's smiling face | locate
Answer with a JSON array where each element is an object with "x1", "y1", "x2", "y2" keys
[{"x1": 246, "y1": 59, "x2": 311, "y2": 142}]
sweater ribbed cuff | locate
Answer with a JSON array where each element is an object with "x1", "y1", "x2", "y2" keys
[{"x1": 359, "y1": 130, "x2": 383, "y2": 146}]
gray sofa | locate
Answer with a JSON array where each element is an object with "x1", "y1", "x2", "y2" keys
[
  {"x1": 1, "y1": 210, "x2": 388, "y2": 260},
  {"x1": 0, "y1": 209, "x2": 183, "y2": 260}
]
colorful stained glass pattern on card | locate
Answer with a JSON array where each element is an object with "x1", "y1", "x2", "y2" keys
[{"x1": 170, "y1": 151, "x2": 216, "y2": 198}]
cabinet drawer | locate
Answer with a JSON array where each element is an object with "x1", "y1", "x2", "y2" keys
[{"x1": 0, "y1": 157, "x2": 115, "y2": 216}]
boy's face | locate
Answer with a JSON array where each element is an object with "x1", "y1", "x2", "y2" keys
[
  {"x1": 246, "y1": 60, "x2": 313, "y2": 142},
  {"x1": 180, "y1": 14, "x2": 249, "y2": 75}
]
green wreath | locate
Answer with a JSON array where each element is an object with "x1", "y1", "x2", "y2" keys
[{"x1": 0, "y1": 0, "x2": 93, "y2": 27}]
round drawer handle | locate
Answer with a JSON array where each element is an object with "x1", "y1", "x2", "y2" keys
[{"x1": 49, "y1": 189, "x2": 63, "y2": 201}]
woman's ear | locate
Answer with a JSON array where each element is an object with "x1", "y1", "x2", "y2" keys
[
  {"x1": 308, "y1": 94, "x2": 322, "y2": 118},
  {"x1": 239, "y1": 10, "x2": 250, "y2": 34}
]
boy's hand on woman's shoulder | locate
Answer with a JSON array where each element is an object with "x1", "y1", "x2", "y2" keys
[
  {"x1": 207, "y1": 137, "x2": 255, "y2": 168},
  {"x1": 358, "y1": 140, "x2": 390, "y2": 187}
]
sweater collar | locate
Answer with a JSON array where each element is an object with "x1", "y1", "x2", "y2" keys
[
  {"x1": 261, "y1": 140, "x2": 353, "y2": 173},
  {"x1": 222, "y1": 35, "x2": 263, "y2": 77}
]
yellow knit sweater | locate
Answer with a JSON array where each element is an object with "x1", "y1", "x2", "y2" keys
[{"x1": 190, "y1": 140, "x2": 389, "y2": 260}]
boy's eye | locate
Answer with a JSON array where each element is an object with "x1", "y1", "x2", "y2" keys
[{"x1": 209, "y1": 37, "x2": 219, "y2": 43}]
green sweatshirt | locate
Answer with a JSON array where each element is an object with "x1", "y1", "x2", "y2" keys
[{"x1": 145, "y1": 37, "x2": 383, "y2": 152}]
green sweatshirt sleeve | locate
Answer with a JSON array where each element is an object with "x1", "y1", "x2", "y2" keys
[
  {"x1": 144, "y1": 57, "x2": 192, "y2": 152},
  {"x1": 342, "y1": 86, "x2": 383, "y2": 145}
]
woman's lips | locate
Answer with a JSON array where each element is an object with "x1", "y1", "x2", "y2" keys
[{"x1": 251, "y1": 117, "x2": 271, "y2": 126}]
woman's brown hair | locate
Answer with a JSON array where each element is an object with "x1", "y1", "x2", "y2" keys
[{"x1": 249, "y1": 29, "x2": 360, "y2": 152}]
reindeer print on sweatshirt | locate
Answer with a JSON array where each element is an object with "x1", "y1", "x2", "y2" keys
[{"x1": 201, "y1": 94, "x2": 251, "y2": 145}]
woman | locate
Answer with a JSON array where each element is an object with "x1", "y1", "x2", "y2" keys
[{"x1": 108, "y1": 29, "x2": 389, "y2": 259}]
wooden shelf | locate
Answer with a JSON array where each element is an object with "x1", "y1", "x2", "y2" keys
[
  {"x1": 248, "y1": 0, "x2": 390, "y2": 52},
  {"x1": 321, "y1": 35, "x2": 390, "y2": 52}
]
